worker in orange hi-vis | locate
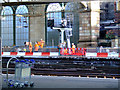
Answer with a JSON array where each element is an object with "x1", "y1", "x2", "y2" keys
[
  {"x1": 64, "y1": 48, "x2": 68, "y2": 55},
  {"x1": 40, "y1": 39, "x2": 45, "y2": 48},
  {"x1": 29, "y1": 42, "x2": 33, "y2": 52},
  {"x1": 34, "y1": 42, "x2": 39, "y2": 51},
  {"x1": 72, "y1": 43, "x2": 76, "y2": 54},
  {"x1": 37, "y1": 41, "x2": 41, "y2": 47}
]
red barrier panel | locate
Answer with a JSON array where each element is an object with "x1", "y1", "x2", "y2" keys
[
  {"x1": 82, "y1": 48, "x2": 86, "y2": 55},
  {"x1": 60, "y1": 48, "x2": 64, "y2": 55},
  {"x1": 25, "y1": 52, "x2": 33, "y2": 56},
  {"x1": 97, "y1": 53, "x2": 108, "y2": 57},
  {"x1": 75, "y1": 53, "x2": 83, "y2": 56},
  {"x1": 119, "y1": 53, "x2": 120, "y2": 58},
  {"x1": 10, "y1": 52, "x2": 17, "y2": 55},
  {"x1": 41, "y1": 52, "x2": 50, "y2": 56}
]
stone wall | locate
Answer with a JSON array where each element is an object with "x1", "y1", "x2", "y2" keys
[
  {"x1": 77, "y1": 1, "x2": 100, "y2": 48},
  {"x1": 28, "y1": 4, "x2": 46, "y2": 43},
  {"x1": 0, "y1": 6, "x2": 1, "y2": 38},
  {"x1": 78, "y1": 12, "x2": 91, "y2": 48}
]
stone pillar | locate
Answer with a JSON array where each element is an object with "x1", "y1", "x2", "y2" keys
[
  {"x1": 78, "y1": 1, "x2": 91, "y2": 48},
  {"x1": 27, "y1": 4, "x2": 46, "y2": 43},
  {"x1": 0, "y1": 6, "x2": 2, "y2": 38},
  {"x1": 115, "y1": 1, "x2": 120, "y2": 49},
  {"x1": 72, "y1": 11, "x2": 79, "y2": 46},
  {"x1": 90, "y1": 1, "x2": 100, "y2": 47},
  {"x1": 78, "y1": 1, "x2": 100, "y2": 48},
  {"x1": 78, "y1": 11, "x2": 91, "y2": 48},
  {"x1": 0, "y1": 37, "x2": 1, "y2": 89}
]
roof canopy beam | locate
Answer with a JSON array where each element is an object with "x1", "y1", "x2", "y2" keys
[{"x1": 1, "y1": 1, "x2": 67, "y2": 6}]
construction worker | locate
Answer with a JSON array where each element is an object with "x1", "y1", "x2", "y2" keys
[
  {"x1": 100, "y1": 46, "x2": 103, "y2": 53},
  {"x1": 24, "y1": 42, "x2": 29, "y2": 46},
  {"x1": 72, "y1": 43, "x2": 76, "y2": 54},
  {"x1": 64, "y1": 48, "x2": 68, "y2": 55},
  {"x1": 23, "y1": 48, "x2": 26, "y2": 52},
  {"x1": 24, "y1": 41, "x2": 30, "y2": 52},
  {"x1": 34, "y1": 42, "x2": 39, "y2": 51},
  {"x1": 29, "y1": 42, "x2": 32, "y2": 52},
  {"x1": 40, "y1": 39, "x2": 45, "y2": 48},
  {"x1": 37, "y1": 41, "x2": 41, "y2": 47}
]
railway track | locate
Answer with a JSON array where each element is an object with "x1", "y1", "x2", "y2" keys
[
  {"x1": 2, "y1": 57, "x2": 120, "y2": 79},
  {"x1": 2, "y1": 68, "x2": 120, "y2": 79}
]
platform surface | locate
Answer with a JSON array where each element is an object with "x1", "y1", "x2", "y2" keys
[{"x1": 1, "y1": 74, "x2": 119, "y2": 88}]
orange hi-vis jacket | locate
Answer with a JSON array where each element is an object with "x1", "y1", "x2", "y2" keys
[
  {"x1": 40, "y1": 40, "x2": 45, "y2": 48},
  {"x1": 72, "y1": 45, "x2": 76, "y2": 54},
  {"x1": 29, "y1": 44, "x2": 32, "y2": 52},
  {"x1": 64, "y1": 48, "x2": 68, "y2": 54},
  {"x1": 34, "y1": 44, "x2": 39, "y2": 51},
  {"x1": 37, "y1": 41, "x2": 41, "y2": 46}
]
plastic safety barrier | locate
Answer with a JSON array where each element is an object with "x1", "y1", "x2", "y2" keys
[
  {"x1": 60, "y1": 48, "x2": 86, "y2": 56},
  {"x1": 2, "y1": 52, "x2": 58, "y2": 57}
]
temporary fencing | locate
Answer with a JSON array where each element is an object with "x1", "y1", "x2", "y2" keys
[{"x1": 60, "y1": 48, "x2": 86, "y2": 56}]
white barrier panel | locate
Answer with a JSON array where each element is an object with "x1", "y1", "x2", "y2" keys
[
  {"x1": 33, "y1": 52, "x2": 41, "y2": 56},
  {"x1": 108, "y1": 52, "x2": 119, "y2": 57},
  {"x1": 50, "y1": 52, "x2": 59, "y2": 56},
  {"x1": 17, "y1": 52, "x2": 25, "y2": 56},
  {"x1": 2, "y1": 52, "x2": 10, "y2": 56},
  {"x1": 86, "y1": 53, "x2": 97, "y2": 57}
]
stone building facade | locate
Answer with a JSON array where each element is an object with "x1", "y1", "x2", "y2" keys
[
  {"x1": 78, "y1": 1, "x2": 100, "y2": 48},
  {"x1": 2, "y1": 1, "x2": 119, "y2": 48}
]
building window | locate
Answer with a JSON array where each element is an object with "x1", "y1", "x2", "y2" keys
[
  {"x1": 47, "y1": 3, "x2": 62, "y2": 31},
  {"x1": 16, "y1": 5, "x2": 29, "y2": 46},
  {"x1": 46, "y1": 3, "x2": 62, "y2": 46},
  {"x1": 1, "y1": 6, "x2": 13, "y2": 46}
]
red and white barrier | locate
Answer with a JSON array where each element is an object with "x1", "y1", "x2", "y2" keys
[
  {"x1": 86, "y1": 52, "x2": 120, "y2": 58},
  {"x1": 2, "y1": 52, "x2": 59, "y2": 57},
  {"x1": 2, "y1": 52, "x2": 120, "y2": 58},
  {"x1": 108, "y1": 52, "x2": 119, "y2": 57},
  {"x1": 85, "y1": 53, "x2": 97, "y2": 57},
  {"x1": 60, "y1": 48, "x2": 86, "y2": 56}
]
